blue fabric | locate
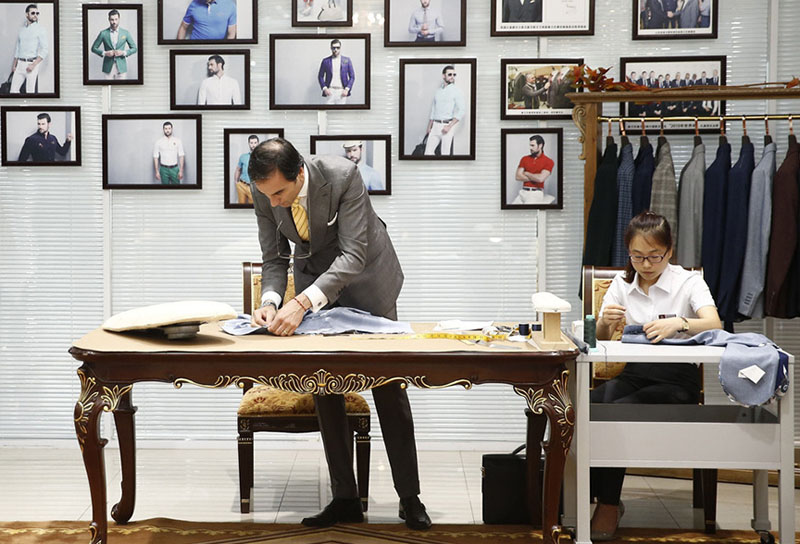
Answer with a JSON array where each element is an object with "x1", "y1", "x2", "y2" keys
[
  {"x1": 317, "y1": 55, "x2": 356, "y2": 94},
  {"x1": 701, "y1": 140, "x2": 731, "y2": 301},
  {"x1": 221, "y1": 307, "x2": 414, "y2": 336},
  {"x1": 612, "y1": 142, "x2": 635, "y2": 267},
  {"x1": 182, "y1": 0, "x2": 236, "y2": 40},
  {"x1": 583, "y1": 141, "x2": 618, "y2": 267},
  {"x1": 631, "y1": 141, "x2": 654, "y2": 217},
  {"x1": 237, "y1": 152, "x2": 251, "y2": 182}
]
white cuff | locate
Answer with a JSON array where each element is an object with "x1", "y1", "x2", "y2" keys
[
  {"x1": 261, "y1": 290, "x2": 283, "y2": 309},
  {"x1": 302, "y1": 285, "x2": 328, "y2": 313}
]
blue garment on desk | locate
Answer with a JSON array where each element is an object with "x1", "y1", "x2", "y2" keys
[
  {"x1": 620, "y1": 325, "x2": 789, "y2": 407},
  {"x1": 221, "y1": 307, "x2": 413, "y2": 336}
]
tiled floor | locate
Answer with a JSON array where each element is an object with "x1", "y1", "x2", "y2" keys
[{"x1": 1, "y1": 441, "x2": 798, "y2": 537}]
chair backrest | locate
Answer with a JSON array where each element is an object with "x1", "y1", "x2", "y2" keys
[
  {"x1": 242, "y1": 262, "x2": 295, "y2": 315},
  {"x1": 581, "y1": 266, "x2": 626, "y2": 341}
]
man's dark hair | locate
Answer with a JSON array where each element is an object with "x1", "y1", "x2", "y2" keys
[
  {"x1": 330, "y1": 39, "x2": 341, "y2": 48},
  {"x1": 442, "y1": 64, "x2": 455, "y2": 74},
  {"x1": 208, "y1": 54, "x2": 225, "y2": 67},
  {"x1": 108, "y1": 9, "x2": 120, "y2": 18},
  {"x1": 25, "y1": 4, "x2": 37, "y2": 13},
  {"x1": 248, "y1": 137, "x2": 304, "y2": 183},
  {"x1": 37, "y1": 113, "x2": 51, "y2": 123},
  {"x1": 248, "y1": 135, "x2": 259, "y2": 142},
  {"x1": 163, "y1": 121, "x2": 172, "y2": 128},
  {"x1": 529, "y1": 135, "x2": 545, "y2": 147}
]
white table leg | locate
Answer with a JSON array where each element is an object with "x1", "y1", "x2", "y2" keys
[{"x1": 574, "y1": 359, "x2": 592, "y2": 544}]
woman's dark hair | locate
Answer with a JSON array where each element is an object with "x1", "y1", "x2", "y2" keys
[
  {"x1": 247, "y1": 137, "x2": 304, "y2": 182},
  {"x1": 622, "y1": 211, "x2": 673, "y2": 283}
]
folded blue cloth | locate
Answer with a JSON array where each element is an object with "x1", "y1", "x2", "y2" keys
[{"x1": 221, "y1": 307, "x2": 414, "y2": 336}]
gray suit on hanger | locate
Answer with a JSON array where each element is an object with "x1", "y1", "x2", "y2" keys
[
  {"x1": 650, "y1": 138, "x2": 678, "y2": 245},
  {"x1": 677, "y1": 143, "x2": 706, "y2": 267},
  {"x1": 253, "y1": 154, "x2": 420, "y2": 500}
]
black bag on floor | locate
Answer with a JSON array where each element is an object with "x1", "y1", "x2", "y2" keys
[{"x1": 481, "y1": 444, "x2": 528, "y2": 524}]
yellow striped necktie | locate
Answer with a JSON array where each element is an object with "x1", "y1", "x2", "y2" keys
[{"x1": 291, "y1": 197, "x2": 310, "y2": 241}]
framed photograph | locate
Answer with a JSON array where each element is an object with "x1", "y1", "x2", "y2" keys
[
  {"x1": 491, "y1": 0, "x2": 594, "y2": 37},
  {"x1": 102, "y1": 114, "x2": 202, "y2": 189},
  {"x1": 170, "y1": 49, "x2": 249, "y2": 110},
  {"x1": 1, "y1": 106, "x2": 79, "y2": 166},
  {"x1": 501, "y1": 128, "x2": 562, "y2": 210},
  {"x1": 399, "y1": 59, "x2": 476, "y2": 160},
  {"x1": 385, "y1": 0, "x2": 466, "y2": 47},
  {"x1": 270, "y1": 33, "x2": 370, "y2": 110},
  {"x1": 0, "y1": 0, "x2": 59, "y2": 98},
  {"x1": 158, "y1": 0, "x2": 256, "y2": 45},
  {"x1": 82, "y1": 4, "x2": 143, "y2": 86},
  {"x1": 633, "y1": 0, "x2": 718, "y2": 40},
  {"x1": 293, "y1": 0, "x2": 352, "y2": 27},
  {"x1": 311, "y1": 135, "x2": 391, "y2": 195},
  {"x1": 224, "y1": 128, "x2": 284, "y2": 209},
  {"x1": 620, "y1": 55, "x2": 726, "y2": 133},
  {"x1": 501, "y1": 58, "x2": 582, "y2": 120}
]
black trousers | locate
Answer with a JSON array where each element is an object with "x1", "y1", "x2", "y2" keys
[{"x1": 590, "y1": 363, "x2": 700, "y2": 506}]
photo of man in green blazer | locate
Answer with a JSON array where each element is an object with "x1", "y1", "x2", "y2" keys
[{"x1": 90, "y1": 9, "x2": 137, "y2": 80}]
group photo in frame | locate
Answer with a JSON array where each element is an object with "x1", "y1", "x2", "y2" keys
[
  {"x1": 620, "y1": 55, "x2": 726, "y2": 133},
  {"x1": 0, "y1": 0, "x2": 59, "y2": 98},
  {"x1": 223, "y1": 128, "x2": 284, "y2": 209},
  {"x1": 102, "y1": 114, "x2": 202, "y2": 189},
  {"x1": 270, "y1": 33, "x2": 370, "y2": 110},
  {"x1": 1, "y1": 106, "x2": 79, "y2": 166},
  {"x1": 384, "y1": 0, "x2": 466, "y2": 47},
  {"x1": 399, "y1": 58, "x2": 476, "y2": 160},
  {"x1": 157, "y1": 0, "x2": 256, "y2": 44},
  {"x1": 170, "y1": 49, "x2": 250, "y2": 110},
  {"x1": 501, "y1": 128, "x2": 563, "y2": 210},
  {"x1": 292, "y1": 0, "x2": 352, "y2": 27},
  {"x1": 310, "y1": 134, "x2": 391, "y2": 195},
  {"x1": 82, "y1": 4, "x2": 143, "y2": 86},
  {"x1": 501, "y1": 58, "x2": 583, "y2": 120},
  {"x1": 633, "y1": 0, "x2": 718, "y2": 40},
  {"x1": 490, "y1": 0, "x2": 594, "y2": 37}
]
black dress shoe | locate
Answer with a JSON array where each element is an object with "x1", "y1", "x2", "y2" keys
[
  {"x1": 301, "y1": 497, "x2": 364, "y2": 527},
  {"x1": 398, "y1": 495, "x2": 432, "y2": 530}
]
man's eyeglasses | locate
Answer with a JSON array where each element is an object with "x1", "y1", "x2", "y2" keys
[
  {"x1": 629, "y1": 254, "x2": 666, "y2": 264},
  {"x1": 331, "y1": 46, "x2": 341, "y2": 50},
  {"x1": 275, "y1": 221, "x2": 312, "y2": 260}
]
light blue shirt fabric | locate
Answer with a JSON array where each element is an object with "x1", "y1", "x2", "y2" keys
[
  {"x1": 15, "y1": 21, "x2": 48, "y2": 60},
  {"x1": 221, "y1": 307, "x2": 414, "y2": 336},
  {"x1": 237, "y1": 152, "x2": 251, "y2": 183},
  {"x1": 408, "y1": 6, "x2": 444, "y2": 39},
  {"x1": 429, "y1": 83, "x2": 465, "y2": 121},
  {"x1": 358, "y1": 163, "x2": 384, "y2": 191},
  {"x1": 182, "y1": 0, "x2": 236, "y2": 40}
]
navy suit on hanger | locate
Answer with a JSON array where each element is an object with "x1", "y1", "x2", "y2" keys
[
  {"x1": 631, "y1": 139, "x2": 655, "y2": 217},
  {"x1": 701, "y1": 138, "x2": 732, "y2": 302}
]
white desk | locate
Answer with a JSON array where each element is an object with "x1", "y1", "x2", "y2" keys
[{"x1": 563, "y1": 341, "x2": 795, "y2": 544}]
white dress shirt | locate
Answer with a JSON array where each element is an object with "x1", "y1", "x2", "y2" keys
[
  {"x1": 152, "y1": 136, "x2": 185, "y2": 166},
  {"x1": 197, "y1": 73, "x2": 242, "y2": 105}
]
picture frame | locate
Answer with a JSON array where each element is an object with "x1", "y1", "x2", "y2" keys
[
  {"x1": 310, "y1": 134, "x2": 391, "y2": 195},
  {"x1": 102, "y1": 114, "x2": 202, "y2": 190},
  {"x1": 501, "y1": 128, "x2": 563, "y2": 210},
  {"x1": 633, "y1": 0, "x2": 718, "y2": 40},
  {"x1": 270, "y1": 33, "x2": 370, "y2": 110},
  {"x1": 384, "y1": 0, "x2": 466, "y2": 47},
  {"x1": 1, "y1": 106, "x2": 80, "y2": 166},
  {"x1": 490, "y1": 0, "x2": 594, "y2": 37},
  {"x1": 399, "y1": 58, "x2": 476, "y2": 160},
  {"x1": 224, "y1": 128, "x2": 284, "y2": 209},
  {"x1": 82, "y1": 4, "x2": 143, "y2": 86},
  {"x1": 501, "y1": 58, "x2": 583, "y2": 120},
  {"x1": 292, "y1": 0, "x2": 352, "y2": 27},
  {"x1": 157, "y1": 0, "x2": 257, "y2": 45},
  {"x1": 170, "y1": 49, "x2": 250, "y2": 110},
  {"x1": 0, "y1": 0, "x2": 59, "y2": 98},
  {"x1": 619, "y1": 55, "x2": 726, "y2": 133}
]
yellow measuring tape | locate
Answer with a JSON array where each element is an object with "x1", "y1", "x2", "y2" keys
[{"x1": 392, "y1": 331, "x2": 511, "y2": 343}]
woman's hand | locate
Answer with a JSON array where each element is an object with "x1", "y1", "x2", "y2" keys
[
  {"x1": 643, "y1": 317, "x2": 682, "y2": 343},
  {"x1": 599, "y1": 304, "x2": 626, "y2": 327}
]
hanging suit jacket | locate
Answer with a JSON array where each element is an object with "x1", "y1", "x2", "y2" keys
[
  {"x1": 583, "y1": 140, "x2": 618, "y2": 267},
  {"x1": 738, "y1": 142, "x2": 777, "y2": 319},
  {"x1": 631, "y1": 139, "x2": 655, "y2": 217},
  {"x1": 765, "y1": 136, "x2": 800, "y2": 318},
  {"x1": 649, "y1": 137, "x2": 678, "y2": 245},
  {"x1": 701, "y1": 138, "x2": 731, "y2": 302},
  {"x1": 612, "y1": 140, "x2": 635, "y2": 267},
  {"x1": 676, "y1": 143, "x2": 705, "y2": 267},
  {"x1": 717, "y1": 138, "x2": 755, "y2": 323},
  {"x1": 90, "y1": 27, "x2": 137, "y2": 75}
]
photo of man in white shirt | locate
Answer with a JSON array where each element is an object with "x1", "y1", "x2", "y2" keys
[{"x1": 198, "y1": 54, "x2": 241, "y2": 105}]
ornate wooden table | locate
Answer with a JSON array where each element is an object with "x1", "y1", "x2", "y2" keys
[{"x1": 70, "y1": 323, "x2": 577, "y2": 544}]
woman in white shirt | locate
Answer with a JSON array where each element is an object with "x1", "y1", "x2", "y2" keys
[{"x1": 591, "y1": 211, "x2": 721, "y2": 540}]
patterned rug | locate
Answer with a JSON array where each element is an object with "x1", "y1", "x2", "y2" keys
[{"x1": 0, "y1": 519, "x2": 788, "y2": 543}]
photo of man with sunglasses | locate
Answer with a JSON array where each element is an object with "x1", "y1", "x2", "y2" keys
[
  {"x1": 317, "y1": 38, "x2": 354, "y2": 105},
  {"x1": 9, "y1": 3, "x2": 48, "y2": 94}
]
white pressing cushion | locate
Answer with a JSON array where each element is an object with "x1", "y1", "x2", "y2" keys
[
  {"x1": 102, "y1": 300, "x2": 238, "y2": 332},
  {"x1": 531, "y1": 292, "x2": 572, "y2": 313}
]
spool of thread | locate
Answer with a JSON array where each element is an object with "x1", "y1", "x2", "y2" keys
[
  {"x1": 531, "y1": 323, "x2": 542, "y2": 332},
  {"x1": 584, "y1": 315, "x2": 596, "y2": 348},
  {"x1": 518, "y1": 323, "x2": 530, "y2": 336}
]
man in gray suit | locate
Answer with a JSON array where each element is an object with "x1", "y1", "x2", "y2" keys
[{"x1": 248, "y1": 137, "x2": 431, "y2": 531}]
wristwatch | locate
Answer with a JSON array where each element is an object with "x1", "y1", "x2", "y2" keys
[
  {"x1": 262, "y1": 300, "x2": 278, "y2": 311},
  {"x1": 679, "y1": 316, "x2": 690, "y2": 332}
]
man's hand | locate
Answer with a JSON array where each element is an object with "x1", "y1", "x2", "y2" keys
[
  {"x1": 104, "y1": 50, "x2": 115, "y2": 57},
  {"x1": 441, "y1": 124, "x2": 451, "y2": 134},
  {"x1": 178, "y1": 169, "x2": 184, "y2": 180},
  {"x1": 114, "y1": 50, "x2": 125, "y2": 57},
  {"x1": 66, "y1": 133, "x2": 73, "y2": 142},
  {"x1": 155, "y1": 170, "x2": 161, "y2": 181},
  {"x1": 26, "y1": 64, "x2": 35, "y2": 73},
  {"x1": 267, "y1": 299, "x2": 306, "y2": 336},
  {"x1": 642, "y1": 317, "x2": 682, "y2": 344},
  {"x1": 323, "y1": 88, "x2": 332, "y2": 96},
  {"x1": 341, "y1": 88, "x2": 349, "y2": 98},
  {"x1": 251, "y1": 305, "x2": 277, "y2": 327}
]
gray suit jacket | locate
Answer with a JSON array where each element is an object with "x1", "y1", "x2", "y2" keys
[
  {"x1": 677, "y1": 143, "x2": 705, "y2": 267},
  {"x1": 253, "y1": 155, "x2": 403, "y2": 318},
  {"x1": 737, "y1": 142, "x2": 777, "y2": 318},
  {"x1": 650, "y1": 138, "x2": 677, "y2": 246}
]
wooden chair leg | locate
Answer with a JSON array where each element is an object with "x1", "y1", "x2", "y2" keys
[
  {"x1": 238, "y1": 420, "x2": 254, "y2": 514},
  {"x1": 701, "y1": 468, "x2": 718, "y2": 534},
  {"x1": 355, "y1": 432, "x2": 371, "y2": 512}
]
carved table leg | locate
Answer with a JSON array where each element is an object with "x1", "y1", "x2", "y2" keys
[
  {"x1": 515, "y1": 369, "x2": 575, "y2": 544},
  {"x1": 111, "y1": 389, "x2": 137, "y2": 524},
  {"x1": 74, "y1": 368, "x2": 110, "y2": 544}
]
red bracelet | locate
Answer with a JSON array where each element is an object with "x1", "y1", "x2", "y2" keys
[{"x1": 293, "y1": 296, "x2": 310, "y2": 311}]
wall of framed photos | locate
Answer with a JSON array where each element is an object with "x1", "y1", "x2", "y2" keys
[{"x1": 1, "y1": 0, "x2": 799, "y2": 447}]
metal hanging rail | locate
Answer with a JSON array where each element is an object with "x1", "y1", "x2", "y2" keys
[{"x1": 596, "y1": 114, "x2": 800, "y2": 123}]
